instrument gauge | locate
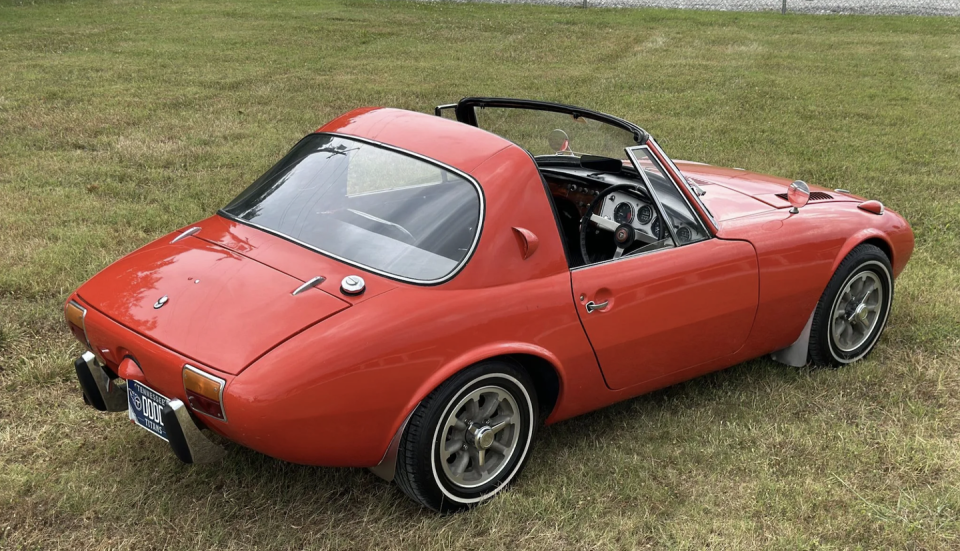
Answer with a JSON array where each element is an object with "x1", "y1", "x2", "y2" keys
[
  {"x1": 677, "y1": 226, "x2": 692, "y2": 243},
  {"x1": 613, "y1": 202, "x2": 634, "y2": 225},
  {"x1": 637, "y1": 205, "x2": 653, "y2": 225},
  {"x1": 651, "y1": 218, "x2": 662, "y2": 239}
]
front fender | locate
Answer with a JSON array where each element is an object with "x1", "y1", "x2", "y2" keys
[
  {"x1": 831, "y1": 228, "x2": 893, "y2": 274},
  {"x1": 829, "y1": 206, "x2": 913, "y2": 277}
]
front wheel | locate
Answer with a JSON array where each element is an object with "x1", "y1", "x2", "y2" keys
[
  {"x1": 394, "y1": 360, "x2": 538, "y2": 512},
  {"x1": 809, "y1": 243, "x2": 894, "y2": 366}
]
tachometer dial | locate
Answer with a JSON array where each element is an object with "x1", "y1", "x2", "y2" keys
[
  {"x1": 613, "y1": 202, "x2": 634, "y2": 224},
  {"x1": 637, "y1": 205, "x2": 653, "y2": 225},
  {"x1": 651, "y1": 218, "x2": 662, "y2": 239}
]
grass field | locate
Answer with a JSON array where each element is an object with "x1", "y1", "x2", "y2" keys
[{"x1": 2, "y1": 0, "x2": 960, "y2": 548}]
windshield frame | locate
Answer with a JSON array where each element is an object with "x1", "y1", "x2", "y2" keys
[{"x1": 218, "y1": 132, "x2": 486, "y2": 286}]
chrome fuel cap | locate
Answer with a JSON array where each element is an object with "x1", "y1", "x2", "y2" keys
[{"x1": 340, "y1": 275, "x2": 365, "y2": 296}]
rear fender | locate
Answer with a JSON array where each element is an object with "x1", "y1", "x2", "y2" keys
[{"x1": 392, "y1": 343, "x2": 565, "y2": 436}]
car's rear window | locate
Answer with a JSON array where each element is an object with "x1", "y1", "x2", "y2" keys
[{"x1": 221, "y1": 134, "x2": 483, "y2": 283}]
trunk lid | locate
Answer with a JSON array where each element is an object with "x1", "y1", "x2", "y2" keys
[{"x1": 78, "y1": 235, "x2": 350, "y2": 375}]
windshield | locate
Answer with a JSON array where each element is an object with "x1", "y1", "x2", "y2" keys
[
  {"x1": 626, "y1": 146, "x2": 708, "y2": 245},
  {"x1": 221, "y1": 134, "x2": 482, "y2": 283},
  {"x1": 473, "y1": 106, "x2": 641, "y2": 160}
]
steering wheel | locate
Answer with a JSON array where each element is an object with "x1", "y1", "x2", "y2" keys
[{"x1": 579, "y1": 183, "x2": 650, "y2": 265}]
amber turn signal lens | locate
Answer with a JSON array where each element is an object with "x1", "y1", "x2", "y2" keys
[
  {"x1": 183, "y1": 365, "x2": 226, "y2": 421},
  {"x1": 65, "y1": 301, "x2": 90, "y2": 348},
  {"x1": 65, "y1": 301, "x2": 85, "y2": 330}
]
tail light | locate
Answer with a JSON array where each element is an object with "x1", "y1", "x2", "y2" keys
[{"x1": 183, "y1": 365, "x2": 227, "y2": 421}]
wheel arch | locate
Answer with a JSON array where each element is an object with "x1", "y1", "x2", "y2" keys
[
  {"x1": 408, "y1": 344, "x2": 565, "y2": 423},
  {"x1": 505, "y1": 353, "x2": 561, "y2": 422},
  {"x1": 831, "y1": 229, "x2": 894, "y2": 275},
  {"x1": 370, "y1": 343, "x2": 564, "y2": 482}
]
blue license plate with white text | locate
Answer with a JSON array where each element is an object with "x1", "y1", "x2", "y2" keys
[{"x1": 127, "y1": 379, "x2": 169, "y2": 441}]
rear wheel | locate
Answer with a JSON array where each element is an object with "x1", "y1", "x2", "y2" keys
[
  {"x1": 809, "y1": 244, "x2": 893, "y2": 366},
  {"x1": 394, "y1": 360, "x2": 538, "y2": 512}
]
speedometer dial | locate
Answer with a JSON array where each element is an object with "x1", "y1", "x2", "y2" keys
[
  {"x1": 613, "y1": 202, "x2": 634, "y2": 224},
  {"x1": 651, "y1": 218, "x2": 662, "y2": 239},
  {"x1": 637, "y1": 205, "x2": 653, "y2": 225}
]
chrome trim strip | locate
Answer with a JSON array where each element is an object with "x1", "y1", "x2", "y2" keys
[
  {"x1": 171, "y1": 226, "x2": 201, "y2": 244},
  {"x1": 183, "y1": 364, "x2": 228, "y2": 423},
  {"x1": 81, "y1": 351, "x2": 128, "y2": 412},
  {"x1": 218, "y1": 132, "x2": 486, "y2": 287},
  {"x1": 369, "y1": 405, "x2": 418, "y2": 482},
  {"x1": 291, "y1": 276, "x2": 326, "y2": 296},
  {"x1": 167, "y1": 399, "x2": 227, "y2": 464}
]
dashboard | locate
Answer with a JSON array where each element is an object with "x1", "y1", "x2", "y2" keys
[
  {"x1": 543, "y1": 168, "x2": 702, "y2": 247},
  {"x1": 597, "y1": 191, "x2": 664, "y2": 244}
]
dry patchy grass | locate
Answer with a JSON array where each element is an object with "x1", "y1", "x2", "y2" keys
[{"x1": 1, "y1": 0, "x2": 959, "y2": 549}]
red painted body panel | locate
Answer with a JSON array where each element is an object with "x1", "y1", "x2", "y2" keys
[
  {"x1": 716, "y1": 202, "x2": 913, "y2": 358},
  {"x1": 699, "y1": 185, "x2": 775, "y2": 222},
  {"x1": 677, "y1": 160, "x2": 862, "y2": 212},
  {"x1": 80, "y1": 301, "x2": 237, "y2": 419},
  {"x1": 225, "y1": 272, "x2": 595, "y2": 466},
  {"x1": 571, "y1": 239, "x2": 760, "y2": 390},
  {"x1": 66, "y1": 106, "x2": 915, "y2": 469},
  {"x1": 190, "y1": 215, "x2": 398, "y2": 306},
  {"x1": 319, "y1": 107, "x2": 513, "y2": 179},
  {"x1": 77, "y1": 235, "x2": 350, "y2": 375}
]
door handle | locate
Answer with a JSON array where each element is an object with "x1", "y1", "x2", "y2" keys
[{"x1": 585, "y1": 300, "x2": 608, "y2": 313}]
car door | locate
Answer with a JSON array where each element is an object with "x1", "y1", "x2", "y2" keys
[
  {"x1": 571, "y1": 145, "x2": 759, "y2": 390},
  {"x1": 571, "y1": 239, "x2": 759, "y2": 390}
]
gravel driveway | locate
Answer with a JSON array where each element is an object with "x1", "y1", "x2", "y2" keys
[{"x1": 423, "y1": 0, "x2": 960, "y2": 16}]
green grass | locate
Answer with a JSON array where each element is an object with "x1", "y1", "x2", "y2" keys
[{"x1": 2, "y1": 0, "x2": 959, "y2": 548}]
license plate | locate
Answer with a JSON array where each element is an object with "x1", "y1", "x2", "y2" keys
[{"x1": 127, "y1": 379, "x2": 169, "y2": 441}]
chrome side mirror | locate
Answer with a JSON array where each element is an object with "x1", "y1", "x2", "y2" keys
[{"x1": 787, "y1": 180, "x2": 810, "y2": 214}]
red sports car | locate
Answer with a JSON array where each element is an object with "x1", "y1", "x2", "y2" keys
[{"x1": 66, "y1": 98, "x2": 914, "y2": 511}]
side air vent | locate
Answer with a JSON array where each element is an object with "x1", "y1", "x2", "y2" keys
[{"x1": 776, "y1": 191, "x2": 833, "y2": 202}]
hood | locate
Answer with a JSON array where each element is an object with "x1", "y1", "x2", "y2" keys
[
  {"x1": 78, "y1": 235, "x2": 350, "y2": 375},
  {"x1": 675, "y1": 161, "x2": 862, "y2": 222}
]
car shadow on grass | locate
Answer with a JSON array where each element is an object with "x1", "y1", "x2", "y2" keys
[{"x1": 139, "y1": 356, "x2": 814, "y2": 518}]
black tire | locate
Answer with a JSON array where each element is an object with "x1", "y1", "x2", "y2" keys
[
  {"x1": 394, "y1": 360, "x2": 538, "y2": 512},
  {"x1": 809, "y1": 244, "x2": 894, "y2": 367}
]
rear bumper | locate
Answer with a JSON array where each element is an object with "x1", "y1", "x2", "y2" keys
[
  {"x1": 161, "y1": 399, "x2": 226, "y2": 464},
  {"x1": 74, "y1": 353, "x2": 225, "y2": 464},
  {"x1": 75, "y1": 351, "x2": 127, "y2": 412}
]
